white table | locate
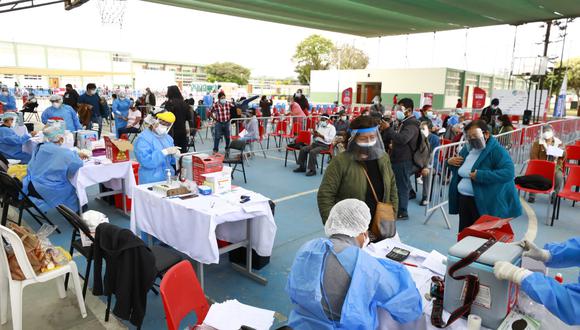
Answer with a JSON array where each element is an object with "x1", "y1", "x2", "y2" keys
[
  {"x1": 130, "y1": 184, "x2": 277, "y2": 289},
  {"x1": 71, "y1": 156, "x2": 137, "y2": 213},
  {"x1": 365, "y1": 239, "x2": 489, "y2": 330}
]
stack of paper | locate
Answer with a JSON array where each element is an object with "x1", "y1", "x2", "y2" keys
[
  {"x1": 203, "y1": 299, "x2": 275, "y2": 330},
  {"x1": 421, "y1": 250, "x2": 447, "y2": 275}
]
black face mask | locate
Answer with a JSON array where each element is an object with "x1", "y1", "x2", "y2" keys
[{"x1": 468, "y1": 136, "x2": 486, "y2": 150}]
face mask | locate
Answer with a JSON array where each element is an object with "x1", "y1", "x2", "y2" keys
[
  {"x1": 357, "y1": 139, "x2": 377, "y2": 147},
  {"x1": 496, "y1": 121, "x2": 502, "y2": 127},
  {"x1": 542, "y1": 131, "x2": 553, "y2": 140},
  {"x1": 320, "y1": 121, "x2": 328, "y2": 127},
  {"x1": 468, "y1": 136, "x2": 486, "y2": 150},
  {"x1": 119, "y1": 96, "x2": 126, "y2": 100},
  {"x1": 220, "y1": 99, "x2": 227, "y2": 105},
  {"x1": 421, "y1": 128, "x2": 429, "y2": 138},
  {"x1": 155, "y1": 125, "x2": 169, "y2": 135},
  {"x1": 52, "y1": 102, "x2": 62, "y2": 108},
  {"x1": 427, "y1": 111, "x2": 434, "y2": 119},
  {"x1": 296, "y1": 93, "x2": 302, "y2": 97},
  {"x1": 396, "y1": 110, "x2": 405, "y2": 121},
  {"x1": 1, "y1": 92, "x2": 8, "y2": 96},
  {"x1": 341, "y1": 116, "x2": 347, "y2": 121},
  {"x1": 492, "y1": 105, "x2": 498, "y2": 109}
]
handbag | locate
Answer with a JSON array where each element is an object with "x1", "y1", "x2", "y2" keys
[
  {"x1": 362, "y1": 168, "x2": 396, "y2": 239},
  {"x1": 5, "y1": 224, "x2": 48, "y2": 280}
]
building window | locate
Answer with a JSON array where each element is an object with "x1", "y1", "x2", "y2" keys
[
  {"x1": 445, "y1": 70, "x2": 462, "y2": 96},
  {"x1": 24, "y1": 74, "x2": 42, "y2": 80},
  {"x1": 112, "y1": 53, "x2": 130, "y2": 62},
  {"x1": 4, "y1": 74, "x2": 14, "y2": 79}
]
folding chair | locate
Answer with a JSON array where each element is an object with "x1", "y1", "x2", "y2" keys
[
  {"x1": 318, "y1": 144, "x2": 334, "y2": 174},
  {"x1": 224, "y1": 139, "x2": 248, "y2": 183},
  {"x1": 160, "y1": 261, "x2": 209, "y2": 330},
  {"x1": 0, "y1": 172, "x2": 60, "y2": 233},
  {"x1": 282, "y1": 121, "x2": 302, "y2": 145},
  {"x1": 244, "y1": 124, "x2": 267, "y2": 159},
  {"x1": 550, "y1": 166, "x2": 580, "y2": 226},
  {"x1": 515, "y1": 160, "x2": 556, "y2": 224},
  {"x1": 0, "y1": 224, "x2": 87, "y2": 330},
  {"x1": 284, "y1": 131, "x2": 311, "y2": 167}
]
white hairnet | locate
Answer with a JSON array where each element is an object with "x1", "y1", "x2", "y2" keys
[
  {"x1": 43, "y1": 119, "x2": 65, "y2": 142},
  {"x1": 325, "y1": 199, "x2": 371, "y2": 237},
  {"x1": 2, "y1": 112, "x2": 18, "y2": 122}
]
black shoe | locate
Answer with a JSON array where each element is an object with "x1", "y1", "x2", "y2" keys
[
  {"x1": 293, "y1": 167, "x2": 306, "y2": 173},
  {"x1": 409, "y1": 190, "x2": 416, "y2": 200},
  {"x1": 397, "y1": 212, "x2": 409, "y2": 220},
  {"x1": 420, "y1": 198, "x2": 428, "y2": 206},
  {"x1": 306, "y1": 170, "x2": 316, "y2": 177},
  {"x1": 527, "y1": 196, "x2": 535, "y2": 204}
]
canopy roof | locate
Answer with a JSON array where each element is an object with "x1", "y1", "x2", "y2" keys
[{"x1": 143, "y1": 0, "x2": 580, "y2": 37}]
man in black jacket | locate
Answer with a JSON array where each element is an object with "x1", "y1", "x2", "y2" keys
[
  {"x1": 383, "y1": 98, "x2": 420, "y2": 220},
  {"x1": 63, "y1": 84, "x2": 79, "y2": 111},
  {"x1": 93, "y1": 223, "x2": 157, "y2": 327},
  {"x1": 481, "y1": 98, "x2": 502, "y2": 127}
]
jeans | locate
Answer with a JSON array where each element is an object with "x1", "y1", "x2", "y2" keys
[
  {"x1": 392, "y1": 160, "x2": 413, "y2": 214},
  {"x1": 297, "y1": 141, "x2": 330, "y2": 171},
  {"x1": 422, "y1": 171, "x2": 432, "y2": 200},
  {"x1": 213, "y1": 121, "x2": 231, "y2": 152}
]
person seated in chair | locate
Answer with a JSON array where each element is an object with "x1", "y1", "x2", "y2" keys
[
  {"x1": 21, "y1": 92, "x2": 39, "y2": 113},
  {"x1": 294, "y1": 113, "x2": 336, "y2": 177},
  {"x1": 0, "y1": 112, "x2": 37, "y2": 164},
  {"x1": 22, "y1": 119, "x2": 88, "y2": 212},
  {"x1": 117, "y1": 104, "x2": 142, "y2": 138}
]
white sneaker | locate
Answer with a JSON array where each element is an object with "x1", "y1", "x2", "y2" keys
[{"x1": 417, "y1": 177, "x2": 423, "y2": 185}]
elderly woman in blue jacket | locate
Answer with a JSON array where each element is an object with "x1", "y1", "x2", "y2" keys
[{"x1": 447, "y1": 120, "x2": 521, "y2": 232}]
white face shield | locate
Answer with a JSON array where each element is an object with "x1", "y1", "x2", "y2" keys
[{"x1": 346, "y1": 126, "x2": 386, "y2": 161}]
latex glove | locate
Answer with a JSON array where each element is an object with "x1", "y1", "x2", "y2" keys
[
  {"x1": 493, "y1": 261, "x2": 532, "y2": 285},
  {"x1": 78, "y1": 149, "x2": 91, "y2": 160},
  {"x1": 161, "y1": 146, "x2": 180, "y2": 156},
  {"x1": 519, "y1": 240, "x2": 551, "y2": 262}
]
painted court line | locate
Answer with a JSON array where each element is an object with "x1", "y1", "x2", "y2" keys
[{"x1": 273, "y1": 189, "x2": 319, "y2": 203}]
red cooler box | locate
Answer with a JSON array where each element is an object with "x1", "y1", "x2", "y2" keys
[{"x1": 114, "y1": 161, "x2": 140, "y2": 211}]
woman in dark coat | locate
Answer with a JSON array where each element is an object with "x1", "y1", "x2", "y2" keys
[{"x1": 162, "y1": 85, "x2": 193, "y2": 152}]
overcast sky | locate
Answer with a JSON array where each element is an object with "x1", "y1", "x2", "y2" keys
[{"x1": 1, "y1": 0, "x2": 580, "y2": 78}]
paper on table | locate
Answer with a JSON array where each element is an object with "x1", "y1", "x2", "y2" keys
[
  {"x1": 546, "y1": 145, "x2": 564, "y2": 157},
  {"x1": 405, "y1": 265, "x2": 432, "y2": 288},
  {"x1": 421, "y1": 250, "x2": 447, "y2": 275},
  {"x1": 203, "y1": 299, "x2": 275, "y2": 330}
]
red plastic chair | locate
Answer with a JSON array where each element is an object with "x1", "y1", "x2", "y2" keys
[
  {"x1": 267, "y1": 119, "x2": 287, "y2": 149},
  {"x1": 551, "y1": 166, "x2": 580, "y2": 226},
  {"x1": 576, "y1": 140, "x2": 580, "y2": 146},
  {"x1": 564, "y1": 145, "x2": 580, "y2": 173},
  {"x1": 282, "y1": 121, "x2": 302, "y2": 143},
  {"x1": 318, "y1": 144, "x2": 334, "y2": 174},
  {"x1": 160, "y1": 261, "x2": 209, "y2": 330},
  {"x1": 285, "y1": 130, "x2": 311, "y2": 167},
  {"x1": 516, "y1": 160, "x2": 556, "y2": 222}
]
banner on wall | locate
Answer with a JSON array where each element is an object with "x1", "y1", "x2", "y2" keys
[
  {"x1": 491, "y1": 89, "x2": 549, "y2": 116},
  {"x1": 420, "y1": 92, "x2": 433, "y2": 108},
  {"x1": 554, "y1": 73, "x2": 567, "y2": 118},
  {"x1": 341, "y1": 87, "x2": 353, "y2": 106},
  {"x1": 472, "y1": 87, "x2": 487, "y2": 109}
]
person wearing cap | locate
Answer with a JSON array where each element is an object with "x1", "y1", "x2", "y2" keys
[
  {"x1": 494, "y1": 237, "x2": 580, "y2": 326},
  {"x1": 41, "y1": 94, "x2": 82, "y2": 132},
  {"x1": 0, "y1": 85, "x2": 17, "y2": 112},
  {"x1": 481, "y1": 98, "x2": 502, "y2": 127},
  {"x1": 318, "y1": 116, "x2": 398, "y2": 227},
  {"x1": 0, "y1": 112, "x2": 37, "y2": 163},
  {"x1": 113, "y1": 91, "x2": 132, "y2": 138},
  {"x1": 22, "y1": 119, "x2": 85, "y2": 212},
  {"x1": 286, "y1": 199, "x2": 422, "y2": 328},
  {"x1": 134, "y1": 111, "x2": 179, "y2": 184},
  {"x1": 294, "y1": 113, "x2": 336, "y2": 176},
  {"x1": 528, "y1": 124, "x2": 565, "y2": 203}
]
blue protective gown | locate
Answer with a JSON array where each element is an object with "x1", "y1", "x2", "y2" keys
[
  {"x1": 41, "y1": 104, "x2": 82, "y2": 131},
  {"x1": 0, "y1": 125, "x2": 32, "y2": 163},
  {"x1": 521, "y1": 237, "x2": 580, "y2": 325},
  {"x1": 0, "y1": 93, "x2": 17, "y2": 111},
  {"x1": 134, "y1": 128, "x2": 175, "y2": 184},
  {"x1": 112, "y1": 98, "x2": 132, "y2": 137},
  {"x1": 286, "y1": 238, "x2": 423, "y2": 329},
  {"x1": 22, "y1": 142, "x2": 83, "y2": 212}
]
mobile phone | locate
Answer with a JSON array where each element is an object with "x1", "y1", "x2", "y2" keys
[{"x1": 386, "y1": 247, "x2": 410, "y2": 262}]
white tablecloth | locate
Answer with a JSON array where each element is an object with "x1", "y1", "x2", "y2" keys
[
  {"x1": 130, "y1": 184, "x2": 277, "y2": 264},
  {"x1": 365, "y1": 239, "x2": 487, "y2": 330},
  {"x1": 71, "y1": 157, "x2": 137, "y2": 207}
]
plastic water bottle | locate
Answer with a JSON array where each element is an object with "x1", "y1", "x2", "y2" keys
[{"x1": 166, "y1": 168, "x2": 171, "y2": 185}]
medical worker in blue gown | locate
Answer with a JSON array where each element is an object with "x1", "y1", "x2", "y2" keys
[
  {"x1": 41, "y1": 94, "x2": 82, "y2": 132},
  {"x1": 113, "y1": 91, "x2": 132, "y2": 137},
  {"x1": 22, "y1": 119, "x2": 86, "y2": 212},
  {"x1": 494, "y1": 237, "x2": 580, "y2": 325},
  {"x1": 286, "y1": 199, "x2": 423, "y2": 329},
  {"x1": 134, "y1": 111, "x2": 180, "y2": 184},
  {"x1": 0, "y1": 112, "x2": 36, "y2": 163}
]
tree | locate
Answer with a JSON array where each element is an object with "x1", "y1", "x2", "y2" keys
[
  {"x1": 331, "y1": 44, "x2": 369, "y2": 70},
  {"x1": 293, "y1": 34, "x2": 334, "y2": 84},
  {"x1": 205, "y1": 62, "x2": 251, "y2": 85},
  {"x1": 546, "y1": 57, "x2": 580, "y2": 112}
]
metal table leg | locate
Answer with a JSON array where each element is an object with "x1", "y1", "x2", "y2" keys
[{"x1": 197, "y1": 262, "x2": 205, "y2": 291}]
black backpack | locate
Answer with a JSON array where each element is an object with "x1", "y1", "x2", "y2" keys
[{"x1": 412, "y1": 128, "x2": 431, "y2": 171}]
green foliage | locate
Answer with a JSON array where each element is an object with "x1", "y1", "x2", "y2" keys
[
  {"x1": 292, "y1": 34, "x2": 334, "y2": 84},
  {"x1": 205, "y1": 62, "x2": 251, "y2": 85},
  {"x1": 331, "y1": 44, "x2": 369, "y2": 70}
]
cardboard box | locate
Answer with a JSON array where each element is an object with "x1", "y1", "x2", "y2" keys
[
  {"x1": 77, "y1": 130, "x2": 98, "y2": 150},
  {"x1": 104, "y1": 136, "x2": 133, "y2": 163},
  {"x1": 202, "y1": 166, "x2": 232, "y2": 194}
]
